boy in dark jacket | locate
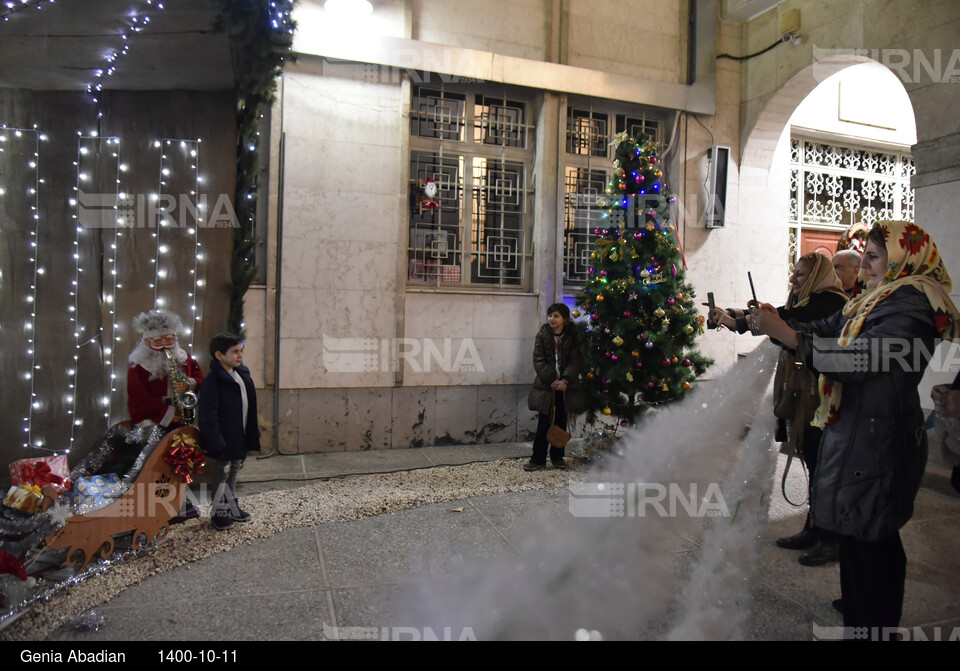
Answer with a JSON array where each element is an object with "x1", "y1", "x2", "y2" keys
[{"x1": 198, "y1": 332, "x2": 261, "y2": 530}]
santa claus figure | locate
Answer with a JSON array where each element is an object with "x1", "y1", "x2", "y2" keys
[{"x1": 128, "y1": 309, "x2": 203, "y2": 428}]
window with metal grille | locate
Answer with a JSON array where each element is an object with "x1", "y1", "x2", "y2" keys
[
  {"x1": 562, "y1": 103, "x2": 661, "y2": 290},
  {"x1": 408, "y1": 84, "x2": 535, "y2": 289},
  {"x1": 787, "y1": 136, "x2": 914, "y2": 263}
]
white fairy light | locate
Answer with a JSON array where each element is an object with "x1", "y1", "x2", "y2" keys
[{"x1": 154, "y1": 137, "x2": 205, "y2": 353}]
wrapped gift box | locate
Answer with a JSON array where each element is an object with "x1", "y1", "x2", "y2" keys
[
  {"x1": 3, "y1": 485, "x2": 43, "y2": 515},
  {"x1": 68, "y1": 474, "x2": 122, "y2": 510},
  {"x1": 9, "y1": 455, "x2": 71, "y2": 495}
]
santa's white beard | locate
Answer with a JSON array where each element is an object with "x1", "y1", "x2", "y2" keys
[{"x1": 128, "y1": 341, "x2": 188, "y2": 380}]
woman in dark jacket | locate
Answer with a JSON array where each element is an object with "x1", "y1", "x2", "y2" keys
[
  {"x1": 525, "y1": 303, "x2": 585, "y2": 471},
  {"x1": 713, "y1": 252, "x2": 848, "y2": 565},
  {"x1": 753, "y1": 221, "x2": 960, "y2": 635}
]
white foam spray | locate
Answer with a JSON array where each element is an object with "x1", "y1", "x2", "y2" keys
[{"x1": 411, "y1": 340, "x2": 782, "y2": 640}]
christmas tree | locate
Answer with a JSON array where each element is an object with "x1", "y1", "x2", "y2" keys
[{"x1": 575, "y1": 132, "x2": 712, "y2": 424}]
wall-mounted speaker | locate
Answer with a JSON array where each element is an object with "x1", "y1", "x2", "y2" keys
[{"x1": 704, "y1": 145, "x2": 729, "y2": 229}]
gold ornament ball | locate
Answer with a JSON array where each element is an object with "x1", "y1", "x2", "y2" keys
[
  {"x1": 682, "y1": 381, "x2": 691, "y2": 391},
  {"x1": 572, "y1": 310, "x2": 581, "y2": 318},
  {"x1": 671, "y1": 356, "x2": 679, "y2": 364},
  {"x1": 590, "y1": 252, "x2": 597, "y2": 259},
  {"x1": 587, "y1": 372, "x2": 595, "y2": 380},
  {"x1": 676, "y1": 293, "x2": 684, "y2": 300},
  {"x1": 613, "y1": 336, "x2": 624, "y2": 347},
  {"x1": 683, "y1": 325, "x2": 694, "y2": 334},
  {"x1": 597, "y1": 295, "x2": 605, "y2": 302},
  {"x1": 602, "y1": 407, "x2": 612, "y2": 416},
  {"x1": 631, "y1": 350, "x2": 640, "y2": 358}
]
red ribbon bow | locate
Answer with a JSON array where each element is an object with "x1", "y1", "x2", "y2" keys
[
  {"x1": 163, "y1": 438, "x2": 205, "y2": 484},
  {"x1": 18, "y1": 461, "x2": 64, "y2": 489}
]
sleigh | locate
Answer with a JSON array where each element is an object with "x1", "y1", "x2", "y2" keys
[{"x1": 41, "y1": 424, "x2": 203, "y2": 572}]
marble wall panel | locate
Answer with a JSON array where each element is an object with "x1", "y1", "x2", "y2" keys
[
  {"x1": 279, "y1": 288, "x2": 396, "y2": 341},
  {"x1": 473, "y1": 294, "x2": 540, "y2": 340},
  {"x1": 476, "y1": 385, "x2": 519, "y2": 444},
  {"x1": 282, "y1": 240, "x2": 400, "y2": 293},
  {"x1": 516, "y1": 386, "x2": 538, "y2": 442},
  {"x1": 412, "y1": 0, "x2": 546, "y2": 61},
  {"x1": 345, "y1": 387, "x2": 393, "y2": 451},
  {"x1": 391, "y1": 386, "x2": 436, "y2": 448},
  {"x1": 277, "y1": 389, "x2": 301, "y2": 454},
  {"x1": 297, "y1": 388, "x2": 349, "y2": 453},
  {"x1": 243, "y1": 287, "x2": 267, "y2": 388},
  {"x1": 434, "y1": 385, "x2": 478, "y2": 445},
  {"x1": 283, "y1": 70, "x2": 403, "y2": 146},
  {"x1": 283, "y1": 137, "x2": 401, "y2": 202},
  {"x1": 403, "y1": 293, "x2": 474, "y2": 339}
]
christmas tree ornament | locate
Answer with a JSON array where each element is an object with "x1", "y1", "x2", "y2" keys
[
  {"x1": 662, "y1": 358, "x2": 671, "y2": 366},
  {"x1": 612, "y1": 336, "x2": 624, "y2": 347},
  {"x1": 602, "y1": 407, "x2": 612, "y2": 416},
  {"x1": 654, "y1": 308, "x2": 665, "y2": 318},
  {"x1": 682, "y1": 381, "x2": 691, "y2": 391},
  {"x1": 572, "y1": 310, "x2": 581, "y2": 318},
  {"x1": 671, "y1": 356, "x2": 679, "y2": 364},
  {"x1": 626, "y1": 373, "x2": 634, "y2": 382}
]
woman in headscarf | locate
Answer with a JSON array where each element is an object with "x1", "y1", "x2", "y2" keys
[
  {"x1": 752, "y1": 221, "x2": 960, "y2": 636},
  {"x1": 713, "y1": 252, "x2": 848, "y2": 565}
]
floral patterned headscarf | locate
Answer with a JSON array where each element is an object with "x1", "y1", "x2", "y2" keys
[
  {"x1": 812, "y1": 220, "x2": 960, "y2": 428},
  {"x1": 789, "y1": 251, "x2": 847, "y2": 309}
]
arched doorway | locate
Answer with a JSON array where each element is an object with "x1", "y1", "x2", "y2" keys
[{"x1": 740, "y1": 57, "x2": 917, "y2": 271}]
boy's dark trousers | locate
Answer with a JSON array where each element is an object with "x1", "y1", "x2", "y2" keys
[
  {"x1": 211, "y1": 457, "x2": 245, "y2": 517},
  {"x1": 532, "y1": 391, "x2": 566, "y2": 465}
]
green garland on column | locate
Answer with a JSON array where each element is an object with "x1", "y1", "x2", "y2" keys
[{"x1": 213, "y1": 0, "x2": 298, "y2": 336}]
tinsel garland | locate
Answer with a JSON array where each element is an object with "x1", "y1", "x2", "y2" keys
[{"x1": 212, "y1": 0, "x2": 298, "y2": 335}]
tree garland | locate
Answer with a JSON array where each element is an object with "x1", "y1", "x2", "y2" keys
[{"x1": 213, "y1": 0, "x2": 298, "y2": 336}]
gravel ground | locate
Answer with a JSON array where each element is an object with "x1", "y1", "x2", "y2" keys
[{"x1": 0, "y1": 459, "x2": 579, "y2": 641}]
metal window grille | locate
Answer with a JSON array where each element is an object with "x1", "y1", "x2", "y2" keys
[
  {"x1": 408, "y1": 84, "x2": 533, "y2": 290},
  {"x1": 788, "y1": 136, "x2": 914, "y2": 263},
  {"x1": 566, "y1": 108, "x2": 608, "y2": 157},
  {"x1": 562, "y1": 105, "x2": 660, "y2": 289},
  {"x1": 470, "y1": 158, "x2": 526, "y2": 286},
  {"x1": 474, "y1": 95, "x2": 528, "y2": 148},
  {"x1": 411, "y1": 88, "x2": 467, "y2": 141}
]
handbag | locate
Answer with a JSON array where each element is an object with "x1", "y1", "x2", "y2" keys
[
  {"x1": 772, "y1": 348, "x2": 819, "y2": 425},
  {"x1": 545, "y1": 392, "x2": 571, "y2": 449}
]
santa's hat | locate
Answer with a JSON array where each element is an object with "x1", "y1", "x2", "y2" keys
[{"x1": 132, "y1": 309, "x2": 185, "y2": 339}]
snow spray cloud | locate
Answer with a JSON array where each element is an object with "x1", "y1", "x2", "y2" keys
[{"x1": 409, "y1": 340, "x2": 780, "y2": 640}]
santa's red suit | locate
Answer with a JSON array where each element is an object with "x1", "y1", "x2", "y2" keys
[{"x1": 127, "y1": 357, "x2": 203, "y2": 427}]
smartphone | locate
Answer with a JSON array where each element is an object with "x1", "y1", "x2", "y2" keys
[
  {"x1": 707, "y1": 292, "x2": 717, "y2": 329},
  {"x1": 747, "y1": 272, "x2": 758, "y2": 306}
]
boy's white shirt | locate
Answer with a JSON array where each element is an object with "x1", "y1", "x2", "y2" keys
[{"x1": 226, "y1": 367, "x2": 249, "y2": 431}]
